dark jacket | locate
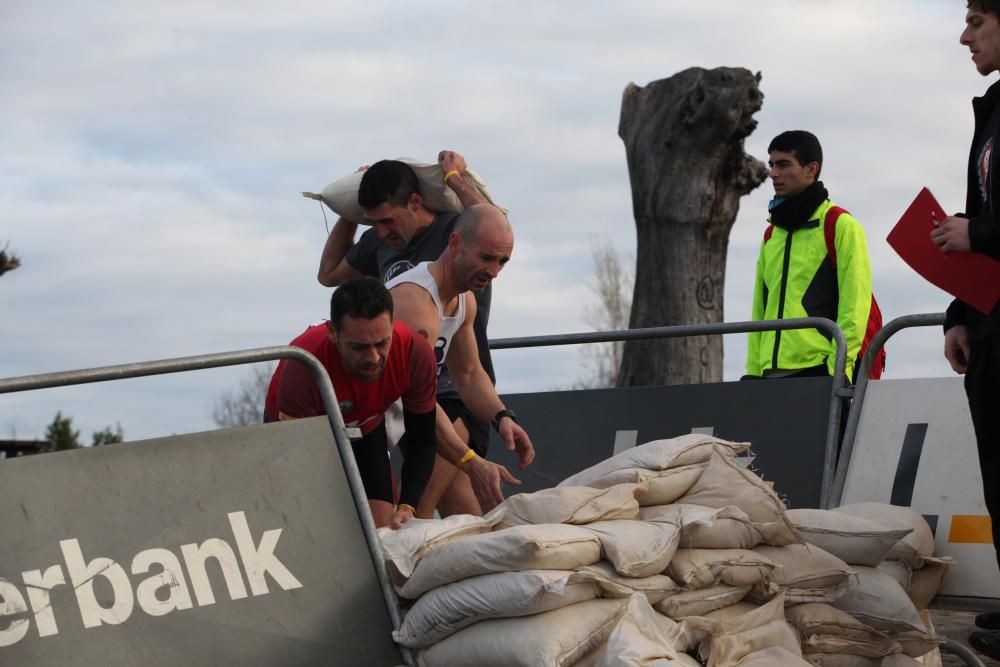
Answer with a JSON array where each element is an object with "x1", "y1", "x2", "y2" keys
[{"x1": 945, "y1": 78, "x2": 1000, "y2": 338}]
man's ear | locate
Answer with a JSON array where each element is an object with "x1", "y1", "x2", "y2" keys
[
  {"x1": 408, "y1": 192, "x2": 423, "y2": 213},
  {"x1": 327, "y1": 320, "x2": 338, "y2": 344},
  {"x1": 447, "y1": 231, "x2": 463, "y2": 253},
  {"x1": 805, "y1": 161, "x2": 821, "y2": 180}
]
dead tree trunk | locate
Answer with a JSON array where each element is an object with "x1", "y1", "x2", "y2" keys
[{"x1": 617, "y1": 67, "x2": 768, "y2": 387}]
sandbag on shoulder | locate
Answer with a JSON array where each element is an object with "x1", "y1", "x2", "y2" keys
[
  {"x1": 678, "y1": 449, "x2": 800, "y2": 546},
  {"x1": 559, "y1": 434, "x2": 749, "y2": 488},
  {"x1": 416, "y1": 598, "x2": 627, "y2": 667},
  {"x1": 750, "y1": 544, "x2": 854, "y2": 604},
  {"x1": 379, "y1": 513, "x2": 502, "y2": 587},
  {"x1": 583, "y1": 463, "x2": 709, "y2": 507},
  {"x1": 574, "y1": 594, "x2": 702, "y2": 667},
  {"x1": 786, "y1": 508, "x2": 912, "y2": 567},
  {"x1": 303, "y1": 158, "x2": 500, "y2": 226},
  {"x1": 395, "y1": 569, "x2": 598, "y2": 648},
  {"x1": 828, "y1": 566, "x2": 940, "y2": 658},
  {"x1": 490, "y1": 483, "x2": 643, "y2": 530},
  {"x1": 656, "y1": 584, "x2": 752, "y2": 619},
  {"x1": 668, "y1": 548, "x2": 777, "y2": 590},
  {"x1": 832, "y1": 503, "x2": 935, "y2": 569},
  {"x1": 586, "y1": 519, "x2": 681, "y2": 578},
  {"x1": 576, "y1": 561, "x2": 679, "y2": 604},
  {"x1": 401, "y1": 523, "x2": 602, "y2": 599}
]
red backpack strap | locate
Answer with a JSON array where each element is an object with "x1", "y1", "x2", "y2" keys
[
  {"x1": 763, "y1": 224, "x2": 775, "y2": 243},
  {"x1": 823, "y1": 205, "x2": 848, "y2": 267}
]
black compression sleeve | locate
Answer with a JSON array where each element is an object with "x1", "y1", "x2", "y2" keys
[{"x1": 399, "y1": 408, "x2": 437, "y2": 508}]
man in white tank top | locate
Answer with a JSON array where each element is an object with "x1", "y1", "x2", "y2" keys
[{"x1": 388, "y1": 204, "x2": 535, "y2": 516}]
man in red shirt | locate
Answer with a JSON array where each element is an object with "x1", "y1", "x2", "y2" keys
[{"x1": 264, "y1": 277, "x2": 437, "y2": 529}]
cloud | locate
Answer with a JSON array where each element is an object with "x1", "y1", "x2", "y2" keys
[{"x1": 0, "y1": 0, "x2": 985, "y2": 442}]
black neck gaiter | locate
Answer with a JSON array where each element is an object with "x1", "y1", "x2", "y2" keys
[{"x1": 769, "y1": 181, "x2": 829, "y2": 231}]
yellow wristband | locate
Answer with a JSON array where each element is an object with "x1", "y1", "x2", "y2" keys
[
  {"x1": 398, "y1": 503, "x2": 416, "y2": 514},
  {"x1": 442, "y1": 169, "x2": 461, "y2": 183},
  {"x1": 456, "y1": 449, "x2": 478, "y2": 469}
]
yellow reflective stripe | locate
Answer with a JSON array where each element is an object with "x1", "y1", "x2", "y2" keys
[{"x1": 948, "y1": 515, "x2": 994, "y2": 544}]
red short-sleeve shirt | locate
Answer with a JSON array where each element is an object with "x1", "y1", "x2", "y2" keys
[{"x1": 264, "y1": 320, "x2": 437, "y2": 434}]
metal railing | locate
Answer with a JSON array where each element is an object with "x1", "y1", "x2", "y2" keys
[
  {"x1": 0, "y1": 347, "x2": 414, "y2": 667},
  {"x1": 491, "y1": 317, "x2": 848, "y2": 508}
]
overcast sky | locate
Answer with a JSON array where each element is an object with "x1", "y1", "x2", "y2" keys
[{"x1": 0, "y1": 0, "x2": 989, "y2": 442}]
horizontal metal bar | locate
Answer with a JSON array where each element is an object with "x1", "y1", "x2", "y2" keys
[{"x1": 490, "y1": 317, "x2": 848, "y2": 510}]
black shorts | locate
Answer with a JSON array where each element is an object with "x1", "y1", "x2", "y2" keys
[
  {"x1": 438, "y1": 397, "x2": 490, "y2": 457},
  {"x1": 352, "y1": 422, "x2": 394, "y2": 504}
]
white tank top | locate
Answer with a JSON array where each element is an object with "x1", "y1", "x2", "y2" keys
[{"x1": 386, "y1": 262, "x2": 466, "y2": 374}]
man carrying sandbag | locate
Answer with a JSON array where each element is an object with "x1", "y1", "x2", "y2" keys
[
  {"x1": 263, "y1": 277, "x2": 437, "y2": 530},
  {"x1": 316, "y1": 153, "x2": 528, "y2": 515},
  {"x1": 387, "y1": 204, "x2": 535, "y2": 517}
]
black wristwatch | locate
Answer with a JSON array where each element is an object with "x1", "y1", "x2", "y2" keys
[{"x1": 490, "y1": 408, "x2": 517, "y2": 433}]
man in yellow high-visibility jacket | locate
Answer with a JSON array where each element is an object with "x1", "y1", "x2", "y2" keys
[{"x1": 744, "y1": 130, "x2": 873, "y2": 383}]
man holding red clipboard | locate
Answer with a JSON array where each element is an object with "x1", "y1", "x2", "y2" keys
[{"x1": 929, "y1": 2, "x2": 1000, "y2": 655}]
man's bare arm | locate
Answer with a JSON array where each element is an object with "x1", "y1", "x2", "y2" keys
[
  {"x1": 446, "y1": 296, "x2": 535, "y2": 469},
  {"x1": 439, "y1": 150, "x2": 486, "y2": 208},
  {"x1": 317, "y1": 217, "x2": 365, "y2": 286}
]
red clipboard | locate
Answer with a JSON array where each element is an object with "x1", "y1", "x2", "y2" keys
[{"x1": 887, "y1": 187, "x2": 1000, "y2": 314}]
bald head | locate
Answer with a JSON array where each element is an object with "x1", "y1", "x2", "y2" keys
[
  {"x1": 454, "y1": 204, "x2": 513, "y2": 245},
  {"x1": 447, "y1": 204, "x2": 514, "y2": 293}
]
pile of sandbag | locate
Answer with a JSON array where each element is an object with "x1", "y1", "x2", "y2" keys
[{"x1": 377, "y1": 434, "x2": 950, "y2": 667}]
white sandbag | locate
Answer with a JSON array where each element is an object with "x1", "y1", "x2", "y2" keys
[
  {"x1": 584, "y1": 463, "x2": 709, "y2": 507},
  {"x1": 656, "y1": 584, "x2": 752, "y2": 619},
  {"x1": 786, "y1": 602, "x2": 900, "y2": 654},
  {"x1": 575, "y1": 594, "x2": 702, "y2": 667},
  {"x1": 802, "y1": 635, "x2": 901, "y2": 660},
  {"x1": 786, "y1": 508, "x2": 912, "y2": 567},
  {"x1": 668, "y1": 504, "x2": 764, "y2": 550},
  {"x1": 737, "y1": 647, "x2": 813, "y2": 666},
  {"x1": 833, "y1": 503, "x2": 935, "y2": 569},
  {"x1": 559, "y1": 434, "x2": 749, "y2": 488},
  {"x1": 804, "y1": 655, "x2": 883, "y2": 667},
  {"x1": 394, "y1": 569, "x2": 598, "y2": 648},
  {"x1": 490, "y1": 484, "x2": 642, "y2": 530},
  {"x1": 751, "y1": 544, "x2": 854, "y2": 603},
  {"x1": 700, "y1": 594, "x2": 802, "y2": 667},
  {"x1": 576, "y1": 561, "x2": 679, "y2": 604},
  {"x1": 379, "y1": 513, "x2": 501, "y2": 587},
  {"x1": 678, "y1": 449, "x2": 800, "y2": 546},
  {"x1": 907, "y1": 557, "x2": 953, "y2": 610},
  {"x1": 829, "y1": 566, "x2": 940, "y2": 658},
  {"x1": 882, "y1": 656, "x2": 925, "y2": 667},
  {"x1": 303, "y1": 158, "x2": 499, "y2": 226},
  {"x1": 701, "y1": 601, "x2": 759, "y2": 622},
  {"x1": 586, "y1": 519, "x2": 681, "y2": 578},
  {"x1": 668, "y1": 548, "x2": 777, "y2": 590},
  {"x1": 401, "y1": 523, "x2": 602, "y2": 598},
  {"x1": 877, "y1": 560, "x2": 912, "y2": 592},
  {"x1": 416, "y1": 598, "x2": 627, "y2": 667}
]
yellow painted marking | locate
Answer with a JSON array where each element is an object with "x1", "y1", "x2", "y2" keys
[{"x1": 949, "y1": 515, "x2": 994, "y2": 544}]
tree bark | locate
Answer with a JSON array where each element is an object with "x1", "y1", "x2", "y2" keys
[{"x1": 617, "y1": 67, "x2": 768, "y2": 387}]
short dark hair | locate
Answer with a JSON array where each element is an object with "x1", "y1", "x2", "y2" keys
[
  {"x1": 969, "y1": 0, "x2": 1000, "y2": 17},
  {"x1": 329, "y1": 277, "x2": 394, "y2": 329},
  {"x1": 358, "y1": 160, "x2": 419, "y2": 209},
  {"x1": 768, "y1": 130, "x2": 823, "y2": 178}
]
